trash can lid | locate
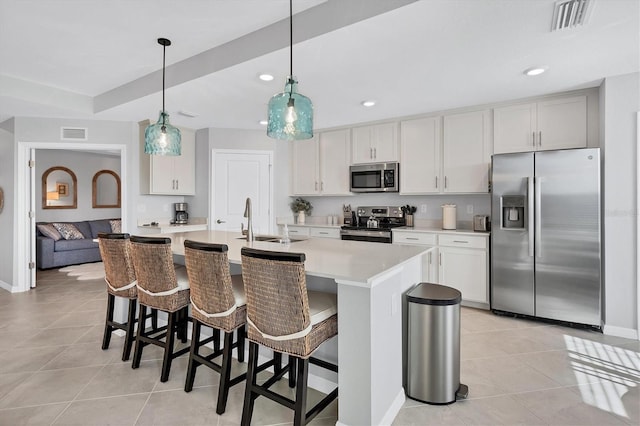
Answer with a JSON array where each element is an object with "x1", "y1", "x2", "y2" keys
[{"x1": 406, "y1": 283, "x2": 461, "y2": 305}]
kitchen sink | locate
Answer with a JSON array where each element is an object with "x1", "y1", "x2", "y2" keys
[{"x1": 237, "y1": 235, "x2": 305, "y2": 243}]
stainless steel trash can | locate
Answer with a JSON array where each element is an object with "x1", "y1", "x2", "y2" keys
[{"x1": 406, "y1": 283, "x2": 468, "y2": 404}]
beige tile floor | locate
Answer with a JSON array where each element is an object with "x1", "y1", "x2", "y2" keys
[{"x1": 0, "y1": 265, "x2": 637, "y2": 425}]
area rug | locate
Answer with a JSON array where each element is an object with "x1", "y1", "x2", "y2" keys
[{"x1": 59, "y1": 262, "x2": 106, "y2": 281}]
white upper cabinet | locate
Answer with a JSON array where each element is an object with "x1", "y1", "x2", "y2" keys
[
  {"x1": 442, "y1": 110, "x2": 491, "y2": 193},
  {"x1": 291, "y1": 129, "x2": 351, "y2": 195},
  {"x1": 352, "y1": 122, "x2": 399, "y2": 164},
  {"x1": 493, "y1": 95, "x2": 587, "y2": 154},
  {"x1": 400, "y1": 117, "x2": 441, "y2": 194},
  {"x1": 139, "y1": 121, "x2": 196, "y2": 195},
  {"x1": 291, "y1": 136, "x2": 320, "y2": 195}
]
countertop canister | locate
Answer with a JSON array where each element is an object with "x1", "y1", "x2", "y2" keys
[{"x1": 442, "y1": 204, "x2": 457, "y2": 230}]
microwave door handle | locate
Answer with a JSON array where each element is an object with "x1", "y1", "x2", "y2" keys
[{"x1": 527, "y1": 176, "x2": 534, "y2": 257}]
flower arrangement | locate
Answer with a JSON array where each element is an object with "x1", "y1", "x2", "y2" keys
[{"x1": 290, "y1": 197, "x2": 312, "y2": 215}]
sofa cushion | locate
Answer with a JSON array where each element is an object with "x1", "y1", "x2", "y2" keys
[
  {"x1": 110, "y1": 219, "x2": 122, "y2": 233},
  {"x1": 54, "y1": 238, "x2": 98, "y2": 252},
  {"x1": 36, "y1": 224, "x2": 62, "y2": 241},
  {"x1": 52, "y1": 223, "x2": 85, "y2": 240},
  {"x1": 89, "y1": 219, "x2": 113, "y2": 238}
]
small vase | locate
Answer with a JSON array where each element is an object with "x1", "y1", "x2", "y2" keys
[{"x1": 297, "y1": 210, "x2": 306, "y2": 224}]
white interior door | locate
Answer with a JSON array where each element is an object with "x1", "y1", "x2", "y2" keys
[
  {"x1": 29, "y1": 148, "x2": 36, "y2": 288},
  {"x1": 212, "y1": 150, "x2": 272, "y2": 235}
]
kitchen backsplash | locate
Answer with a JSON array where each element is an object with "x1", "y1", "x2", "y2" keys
[{"x1": 289, "y1": 193, "x2": 491, "y2": 224}]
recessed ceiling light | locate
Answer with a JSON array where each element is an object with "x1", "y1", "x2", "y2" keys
[
  {"x1": 259, "y1": 120, "x2": 268, "y2": 126},
  {"x1": 258, "y1": 73, "x2": 274, "y2": 81},
  {"x1": 361, "y1": 100, "x2": 376, "y2": 107},
  {"x1": 524, "y1": 67, "x2": 547, "y2": 76}
]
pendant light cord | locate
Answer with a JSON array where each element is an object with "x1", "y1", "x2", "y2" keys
[
  {"x1": 162, "y1": 42, "x2": 166, "y2": 128},
  {"x1": 288, "y1": 0, "x2": 293, "y2": 99}
]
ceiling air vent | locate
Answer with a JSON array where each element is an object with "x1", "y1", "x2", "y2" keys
[
  {"x1": 60, "y1": 127, "x2": 88, "y2": 141},
  {"x1": 551, "y1": 0, "x2": 594, "y2": 31}
]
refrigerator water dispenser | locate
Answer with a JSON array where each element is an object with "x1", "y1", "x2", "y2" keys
[{"x1": 501, "y1": 196, "x2": 525, "y2": 229}]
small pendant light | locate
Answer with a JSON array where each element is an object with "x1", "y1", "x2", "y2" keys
[
  {"x1": 267, "y1": 0, "x2": 313, "y2": 140},
  {"x1": 145, "y1": 38, "x2": 181, "y2": 155}
]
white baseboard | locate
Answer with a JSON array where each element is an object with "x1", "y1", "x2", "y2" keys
[
  {"x1": 379, "y1": 388, "x2": 406, "y2": 426},
  {"x1": 602, "y1": 324, "x2": 639, "y2": 340},
  {"x1": 0, "y1": 280, "x2": 16, "y2": 293}
]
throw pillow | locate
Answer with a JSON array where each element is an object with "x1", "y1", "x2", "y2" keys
[
  {"x1": 36, "y1": 224, "x2": 62, "y2": 241},
  {"x1": 52, "y1": 223, "x2": 85, "y2": 240},
  {"x1": 110, "y1": 219, "x2": 122, "y2": 233}
]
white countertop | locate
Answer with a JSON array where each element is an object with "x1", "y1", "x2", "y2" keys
[{"x1": 161, "y1": 230, "x2": 431, "y2": 285}]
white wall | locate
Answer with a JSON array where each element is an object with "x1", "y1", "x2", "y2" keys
[
  {"x1": 35, "y1": 150, "x2": 121, "y2": 222},
  {"x1": 601, "y1": 72, "x2": 639, "y2": 337},
  {"x1": 0, "y1": 123, "x2": 15, "y2": 290}
]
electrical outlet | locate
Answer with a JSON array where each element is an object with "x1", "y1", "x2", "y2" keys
[
  {"x1": 420, "y1": 204, "x2": 427, "y2": 213},
  {"x1": 466, "y1": 205, "x2": 474, "y2": 214}
]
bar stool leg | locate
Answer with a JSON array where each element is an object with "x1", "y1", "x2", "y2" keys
[
  {"x1": 160, "y1": 311, "x2": 177, "y2": 382},
  {"x1": 241, "y1": 342, "x2": 260, "y2": 426},
  {"x1": 288, "y1": 355, "x2": 297, "y2": 388},
  {"x1": 131, "y1": 304, "x2": 147, "y2": 369},
  {"x1": 237, "y1": 325, "x2": 245, "y2": 363},
  {"x1": 122, "y1": 298, "x2": 137, "y2": 361},
  {"x1": 293, "y1": 357, "x2": 309, "y2": 426},
  {"x1": 216, "y1": 331, "x2": 235, "y2": 414},
  {"x1": 102, "y1": 293, "x2": 115, "y2": 350},
  {"x1": 184, "y1": 319, "x2": 202, "y2": 392}
]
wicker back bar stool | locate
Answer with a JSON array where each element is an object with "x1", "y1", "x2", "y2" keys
[
  {"x1": 240, "y1": 247, "x2": 338, "y2": 426},
  {"x1": 129, "y1": 235, "x2": 190, "y2": 382},
  {"x1": 183, "y1": 240, "x2": 247, "y2": 414},
  {"x1": 98, "y1": 232, "x2": 157, "y2": 361}
]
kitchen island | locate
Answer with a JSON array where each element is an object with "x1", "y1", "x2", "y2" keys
[{"x1": 163, "y1": 230, "x2": 433, "y2": 426}]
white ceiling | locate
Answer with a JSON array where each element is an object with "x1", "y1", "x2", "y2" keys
[{"x1": 1, "y1": 0, "x2": 638, "y2": 131}]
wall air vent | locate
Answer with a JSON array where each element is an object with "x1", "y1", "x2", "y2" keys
[
  {"x1": 551, "y1": 0, "x2": 594, "y2": 31},
  {"x1": 60, "y1": 127, "x2": 88, "y2": 141}
]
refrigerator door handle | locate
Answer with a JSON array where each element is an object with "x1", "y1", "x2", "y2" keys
[
  {"x1": 527, "y1": 176, "x2": 534, "y2": 257},
  {"x1": 535, "y1": 177, "x2": 542, "y2": 258}
]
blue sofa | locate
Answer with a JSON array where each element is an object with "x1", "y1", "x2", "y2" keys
[{"x1": 36, "y1": 219, "x2": 117, "y2": 269}]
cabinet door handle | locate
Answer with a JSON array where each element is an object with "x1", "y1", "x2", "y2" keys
[
  {"x1": 373, "y1": 147, "x2": 377, "y2": 159},
  {"x1": 435, "y1": 176, "x2": 438, "y2": 188},
  {"x1": 428, "y1": 252, "x2": 432, "y2": 264},
  {"x1": 539, "y1": 131, "x2": 542, "y2": 147},
  {"x1": 453, "y1": 240, "x2": 469, "y2": 243},
  {"x1": 406, "y1": 237, "x2": 419, "y2": 240},
  {"x1": 319, "y1": 232, "x2": 328, "y2": 235},
  {"x1": 321, "y1": 181, "x2": 324, "y2": 191},
  {"x1": 216, "y1": 219, "x2": 226, "y2": 224},
  {"x1": 439, "y1": 253, "x2": 442, "y2": 266},
  {"x1": 444, "y1": 176, "x2": 448, "y2": 189},
  {"x1": 175, "y1": 179, "x2": 179, "y2": 190},
  {"x1": 532, "y1": 131, "x2": 536, "y2": 147},
  {"x1": 315, "y1": 182, "x2": 318, "y2": 191}
]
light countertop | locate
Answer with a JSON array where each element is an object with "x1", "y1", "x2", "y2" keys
[{"x1": 161, "y1": 230, "x2": 431, "y2": 285}]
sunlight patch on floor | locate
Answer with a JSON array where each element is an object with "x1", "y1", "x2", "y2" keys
[{"x1": 565, "y1": 334, "x2": 639, "y2": 418}]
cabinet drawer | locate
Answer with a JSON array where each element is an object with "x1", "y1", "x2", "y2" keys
[
  {"x1": 393, "y1": 231, "x2": 437, "y2": 245},
  {"x1": 310, "y1": 228, "x2": 340, "y2": 239},
  {"x1": 438, "y1": 234, "x2": 487, "y2": 249},
  {"x1": 286, "y1": 226, "x2": 310, "y2": 237}
]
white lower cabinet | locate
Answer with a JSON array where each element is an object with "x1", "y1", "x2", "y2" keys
[
  {"x1": 394, "y1": 230, "x2": 489, "y2": 307},
  {"x1": 283, "y1": 225, "x2": 340, "y2": 239}
]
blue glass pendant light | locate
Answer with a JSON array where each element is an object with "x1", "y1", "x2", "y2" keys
[
  {"x1": 267, "y1": 0, "x2": 313, "y2": 140},
  {"x1": 145, "y1": 38, "x2": 181, "y2": 155}
]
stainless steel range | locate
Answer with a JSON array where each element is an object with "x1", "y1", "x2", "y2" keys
[{"x1": 340, "y1": 206, "x2": 406, "y2": 243}]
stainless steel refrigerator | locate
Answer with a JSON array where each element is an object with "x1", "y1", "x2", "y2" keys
[{"x1": 491, "y1": 148, "x2": 601, "y2": 327}]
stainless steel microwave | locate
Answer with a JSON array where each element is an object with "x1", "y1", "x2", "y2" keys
[{"x1": 350, "y1": 162, "x2": 399, "y2": 193}]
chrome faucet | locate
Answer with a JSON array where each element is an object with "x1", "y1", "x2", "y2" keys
[{"x1": 243, "y1": 197, "x2": 254, "y2": 242}]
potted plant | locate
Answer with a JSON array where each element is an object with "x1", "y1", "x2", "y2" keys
[{"x1": 290, "y1": 197, "x2": 312, "y2": 224}]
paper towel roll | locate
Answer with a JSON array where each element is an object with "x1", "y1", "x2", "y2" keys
[{"x1": 442, "y1": 204, "x2": 457, "y2": 230}]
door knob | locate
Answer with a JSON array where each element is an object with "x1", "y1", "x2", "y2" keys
[{"x1": 216, "y1": 219, "x2": 226, "y2": 224}]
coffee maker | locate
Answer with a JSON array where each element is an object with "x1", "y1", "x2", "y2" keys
[{"x1": 173, "y1": 203, "x2": 189, "y2": 224}]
